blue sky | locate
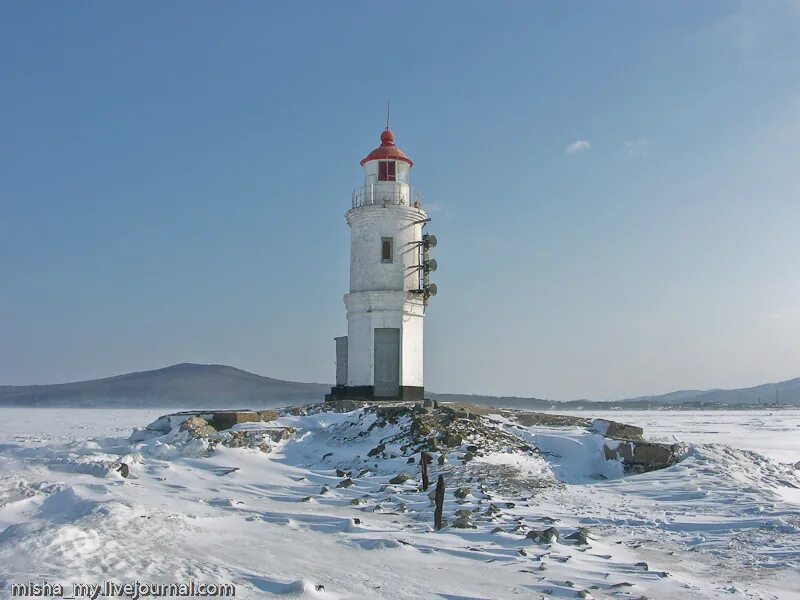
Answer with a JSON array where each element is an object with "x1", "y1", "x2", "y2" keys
[{"x1": 1, "y1": 1, "x2": 798, "y2": 400}]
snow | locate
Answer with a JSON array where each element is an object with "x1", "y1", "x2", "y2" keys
[{"x1": 1, "y1": 407, "x2": 799, "y2": 599}]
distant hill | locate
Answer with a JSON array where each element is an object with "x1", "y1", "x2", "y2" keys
[
  {"x1": 1, "y1": 363, "x2": 798, "y2": 409},
  {"x1": 0, "y1": 363, "x2": 329, "y2": 408},
  {"x1": 617, "y1": 377, "x2": 800, "y2": 407}
]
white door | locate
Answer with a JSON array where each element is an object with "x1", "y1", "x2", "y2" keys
[{"x1": 374, "y1": 328, "x2": 400, "y2": 397}]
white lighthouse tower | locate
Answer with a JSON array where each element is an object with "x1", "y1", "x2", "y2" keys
[{"x1": 327, "y1": 125, "x2": 437, "y2": 402}]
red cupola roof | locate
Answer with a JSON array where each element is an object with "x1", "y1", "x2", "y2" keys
[{"x1": 360, "y1": 129, "x2": 413, "y2": 167}]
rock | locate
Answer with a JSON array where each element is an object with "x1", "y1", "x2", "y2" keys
[
  {"x1": 451, "y1": 516, "x2": 475, "y2": 529},
  {"x1": 462, "y1": 452, "x2": 475, "y2": 462},
  {"x1": 565, "y1": 527, "x2": 592, "y2": 545},
  {"x1": 635, "y1": 561, "x2": 649, "y2": 571},
  {"x1": 368, "y1": 442, "x2": 386, "y2": 457},
  {"x1": 454, "y1": 487, "x2": 470, "y2": 499},
  {"x1": 526, "y1": 527, "x2": 559, "y2": 544},
  {"x1": 319, "y1": 486, "x2": 330, "y2": 494},
  {"x1": 505, "y1": 502, "x2": 516, "y2": 509},
  {"x1": 442, "y1": 433, "x2": 463, "y2": 448},
  {"x1": 491, "y1": 527, "x2": 505, "y2": 534},
  {"x1": 335, "y1": 469, "x2": 350, "y2": 478},
  {"x1": 180, "y1": 416, "x2": 216, "y2": 439},
  {"x1": 350, "y1": 497, "x2": 366, "y2": 505},
  {"x1": 389, "y1": 473, "x2": 412, "y2": 485},
  {"x1": 592, "y1": 419, "x2": 644, "y2": 441},
  {"x1": 438, "y1": 454, "x2": 447, "y2": 465},
  {"x1": 484, "y1": 504, "x2": 501, "y2": 516},
  {"x1": 210, "y1": 410, "x2": 278, "y2": 430},
  {"x1": 577, "y1": 591, "x2": 593, "y2": 599},
  {"x1": 604, "y1": 440, "x2": 681, "y2": 472},
  {"x1": 517, "y1": 548, "x2": 527, "y2": 555},
  {"x1": 376, "y1": 406, "x2": 410, "y2": 422},
  {"x1": 514, "y1": 412, "x2": 590, "y2": 428},
  {"x1": 424, "y1": 399, "x2": 434, "y2": 408},
  {"x1": 466, "y1": 445, "x2": 479, "y2": 453},
  {"x1": 327, "y1": 399, "x2": 364, "y2": 413},
  {"x1": 337, "y1": 478, "x2": 355, "y2": 488},
  {"x1": 116, "y1": 463, "x2": 129, "y2": 478},
  {"x1": 300, "y1": 496, "x2": 313, "y2": 502},
  {"x1": 454, "y1": 508, "x2": 473, "y2": 518},
  {"x1": 263, "y1": 427, "x2": 295, "y2": 442},
  {"x1": 322, "y1": 452, "x2": 333, "y2": 460}
]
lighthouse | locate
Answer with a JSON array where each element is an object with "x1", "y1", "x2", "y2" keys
[{"x1": 327, "y1": 125, "x2": 437, "y2": 402}]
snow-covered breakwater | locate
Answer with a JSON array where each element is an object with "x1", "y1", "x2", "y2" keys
[{"x1": 0, "y1": 405, "x2": 799, "y2": 599}]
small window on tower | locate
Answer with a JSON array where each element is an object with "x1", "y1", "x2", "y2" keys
[
  {"x1": 381, "y1": 237, "x2": 393, "y2": 263},
  {"x1": 378, "y1": 161, "x2": 396, "y2": 182}
]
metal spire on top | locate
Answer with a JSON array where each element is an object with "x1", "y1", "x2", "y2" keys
[{"x1": 386, "y1": 98, "x2": 391, "y2": 131}]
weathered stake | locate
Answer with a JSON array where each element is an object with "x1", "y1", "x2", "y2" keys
[
  {"x1": 434, "y1": 474, "x2": 445, "y2": 531},
  {"x1": 421, "y1": 451, "x2": 431, "y2": 491}
]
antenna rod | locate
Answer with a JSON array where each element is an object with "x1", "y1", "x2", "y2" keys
[{"x1": 386, "y1": 98, "x2": 391, "y2": 130}]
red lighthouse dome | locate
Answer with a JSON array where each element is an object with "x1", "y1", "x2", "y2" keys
[{"x1": 360, "y1": 129, "x2": 413, "y2": 167}]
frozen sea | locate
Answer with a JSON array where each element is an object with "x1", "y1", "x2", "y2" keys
[{"x1": 0, "y1": 407, "x2": 799, "y2": 600}]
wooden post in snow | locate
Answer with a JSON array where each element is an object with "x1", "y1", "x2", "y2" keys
[
  {"x1": 421, "y1": 451, "x2": 431, "y2": 491},
  {"x1": 434, "y1": 475, "x2": 445, "y2": 531}
]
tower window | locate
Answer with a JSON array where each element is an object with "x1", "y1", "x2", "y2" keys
[
  {"x1": 378, "y1": 161, "x2": 396, "y2": 182},
  {"x1": 381, "y1": 237, "x2": 393, "y2": 263}
]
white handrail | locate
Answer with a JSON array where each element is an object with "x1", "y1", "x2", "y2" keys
[{"x1": 351, "y1": 183, "x2": 423, "y2": 209}]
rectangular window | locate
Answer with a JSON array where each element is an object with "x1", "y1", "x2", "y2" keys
[
  {"x1": 381, "y1": 237, "x2": 393, "y2": 263},
  {"x1": 378, "y1": 161, "x2": 396, "y2": 182}
]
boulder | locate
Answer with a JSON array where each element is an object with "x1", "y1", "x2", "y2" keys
[
  {"x1": 116, "y1": 463, "x2": 129, "y2": 478},
  {"x1": 180, "y1": 417, "x2": 216, "y2": 439},
  {"x1": 592, "y1": 419, "x2": 644, "y2": 441},
  {"x1": 389, "y1": 473, "x2": 412, "y2": 485},
  {"x1": 526, "y1": 527, "x2": 559, "y2": 544},
  {"x1": 442, "y1": 433, "x2": 463, "y2": 448},
  {"x1": 262, "y1": 427, "x2": 294, "y2": 442},
  {"x1": 451, "y1": 516, "x2": 475, "y2": 529},
  {"x1": 604, "y1": 440, "x2": 681, "y2": 472},
  {"x1": 368, "y1": 442, "x2": 386, "y2": 457},
  {"x1": 337, "y1": 478, "x2": 355, "y2": 488},
  {"x1": 454, "y1": 487, "x2": 470, "y2": 499},
  {"x1": 565, "y1": 527, "x2": 592, "y2": 545},
  {"x1": 210, "y1": 410, "x2": 278, "y2": 430}
]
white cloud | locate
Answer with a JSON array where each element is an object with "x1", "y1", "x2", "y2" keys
[
  {"x1": 625, "y1": 139, "x2": 650, "y2": 157},
  {"x1": 566, "y1": 140, "x2": 591, "y2": 155}
]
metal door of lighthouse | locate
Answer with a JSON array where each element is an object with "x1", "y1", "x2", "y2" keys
[{"x1": 374, "y1": 328, "x2": 400, "y2": 397}]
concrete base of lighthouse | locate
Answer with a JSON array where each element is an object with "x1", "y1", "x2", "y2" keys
[{"x1": 325, "y1": 384, "x2": 424, "y2": 403}]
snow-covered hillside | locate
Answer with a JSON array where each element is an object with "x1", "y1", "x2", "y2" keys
[{"x1": 1, "y1": 406, "x2": 799, "y2": 599}]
